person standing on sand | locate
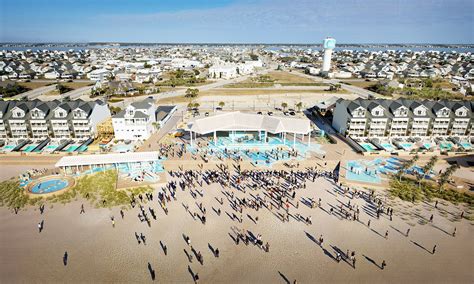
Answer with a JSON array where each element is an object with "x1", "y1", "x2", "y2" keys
[
  {"x1": 406, "y1": 228, "x2": 410, "y2": 237},
  {"x1": 80, "y1": 204, "x2": 85, "y2": 214},
  {"x1": 432, "y1": 245, "x2": 437, "y2": 254},
  {"x1": 111, "y1": 217, "x2": 115, "y2": 228},
  {"x1": 381, "y1": 260, "x2": 386, "y2": 270}
]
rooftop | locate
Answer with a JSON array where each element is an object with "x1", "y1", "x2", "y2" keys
[
  {"x1": 189, "y1": 111, "x2": 311, "y2": 135},
  {"x1": 55, "y1": 151, "x2": 161, "y2": 167}
]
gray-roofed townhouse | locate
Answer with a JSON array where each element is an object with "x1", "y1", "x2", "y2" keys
[
  {"x1": 332, "y1": 98, "x2": 473, "y2": 139},
  {"x1": 0, "y1": 99, "x2": 111, "y2": 141}
]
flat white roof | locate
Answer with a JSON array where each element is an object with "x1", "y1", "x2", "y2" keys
[
  {"x1": 189, "y1": 111, "x2": 311, "y2": 135},
  {"x1": 55, "y1": 151, "x2": 160, "y2": 167}
]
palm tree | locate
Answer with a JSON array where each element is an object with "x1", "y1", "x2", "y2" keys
[
  {"x1": 185, "y1": 88, "x2": 199, "y2": 99},
  {"x1": 218, "y1": 101, "x2": 225, "y2": 109},
  {"x1": 187, "y1": 102, "x2": 194, "y2": 111},
  {"x1": 295, "y1": 102, "x2": 303, "y2": 112},
  {"x1": 418, "y1": 156, "x2": 438, "y2": 188},
  {"x1": 397, "y1": 154, "x2": 419, "y2": 181},
  {"x1": 438, "y1": 164, "x2": 460, "y2": 190},
  {"x1": 281, "y1": 102, "x2": 288, "y2": 111}
]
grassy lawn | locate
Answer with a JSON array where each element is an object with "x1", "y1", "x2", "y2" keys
[
  {"x1": 223, "y1": 71, "x2": 325, "y2": 88},
  {"x1": 62, "y1": 81, "x2": 94, "y2": 89},
  {"x1": 341, "y1": 80, "x2": 378, "y2": 89},
  {"x1": 279, "y1": 82, "x2": 328, "y2": 86},
  {"x1": 18, "y1": 81, "x2": 55, "y2": 89},
  {"x1": 389, "y1": 177, "x2": 474, "y2": 206},
  {"x1": 108, "y1": 98, "x2": 124, "y2": 103},
  {"x1": 224, "y1": 82, "x2": 274, "y2": 88},
  {"x1": 267, "y1": 71, "x2": 316, "y2": 84}
]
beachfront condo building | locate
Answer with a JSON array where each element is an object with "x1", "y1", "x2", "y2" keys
[
  {"x1": 332, "y1": 98, "x2": 473, "y2": 138},
  {"x1": 0, "y1": 99, "x2": 111, "y2": 141},
  {"x1": 112, "y1": 98, "x2": 157, "y2": 141}
]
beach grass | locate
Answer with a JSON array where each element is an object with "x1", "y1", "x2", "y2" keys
[{"x1": 389, "y1": 177, "x2": 474, "y2": 206}]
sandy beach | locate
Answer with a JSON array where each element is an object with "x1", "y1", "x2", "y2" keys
[{"x1": 1, "y1": 170, "x2": 472, "y2": 283}]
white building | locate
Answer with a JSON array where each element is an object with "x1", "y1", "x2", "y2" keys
[
  {"x1": 112, "y1": 98, "x2": 157, "y2": 141},
  {"x1": 88, "y1": 68, "x2": 111, "y2": 82}
]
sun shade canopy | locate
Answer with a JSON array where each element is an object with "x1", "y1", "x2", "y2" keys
[{"x1": 189, "y1": 111, "x2": 311, "y2": 135}]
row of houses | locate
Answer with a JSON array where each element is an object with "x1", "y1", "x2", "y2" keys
[
  {"x1": 0, "y1": 98, "x2": 177, "y2": 143},
  {"x1": 0, "y1": 99, "x2": 110, "y2": 141},
  {"x1": 332, "y1": 98, "x2": 473, "y2": 138},
  {"x1": 271, "y1": 48, "x2": 474, "y2": 82}
]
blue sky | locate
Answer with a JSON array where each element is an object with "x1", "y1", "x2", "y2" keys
[{"x1": 1, "y1": 0, "x2": 473, "y2": 43}]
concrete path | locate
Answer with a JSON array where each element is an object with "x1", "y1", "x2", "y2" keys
[
  {"x1": 12, "y1": 84, "x2": 57, "y2": 100},
  {"x1": 61, "y1": 86, "x2": 94, "y2": 100}
]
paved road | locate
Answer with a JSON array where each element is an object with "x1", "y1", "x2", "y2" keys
[
  {"x1": 137, "y1": 105, "x2": 185, "y2": 150},
  {"x1": 61, "y1": 86, "x2": 94, "y2": 100},
  {"x1": 12, "y1": 84, "x2": 57, "y2": 100}
]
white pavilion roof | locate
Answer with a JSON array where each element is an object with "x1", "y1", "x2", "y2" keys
[
  {"x1": 55, "y1": 151, "x2": 160, "y2": 167},
  {"x1": 189, "y1": 111, "x2": 311, "y2": 135}
]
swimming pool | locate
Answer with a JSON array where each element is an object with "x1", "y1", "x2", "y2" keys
[
  {"x1": 439, "y1": 142, "x2": 453, "y2": 151},
  {"x1": 345, "y1": 157, "x2": 405, "y2": 184},
  {"x1": 346, "y1": 160, "x2": 381, "y2": 184},
  {"x1": 22, "y1": 145, "x2": 37, "y2": 152},
  {"x1": 2, "y1": 145, "x2": 16, "y2": 152},
  {"x1": 43, "y1": 145, "x2": 58, "y2": 152},
  {"x1": 380, "y1": 143, "x2": 395, "y2": 151},
  {"x1": 460, "y1": 142, "x2": 472, "y2": 150},
  {"x1": 30, "y1": 178, "x2": 69, "y2": 194},
  {"x1": 423, "y1": 143, "x2": 433, "y2": 149},
  {"x1": 112, "y1": 144, "x2": 134, "y2": 153},
  {"x1": 76, "y1": 145, "x2": 88, "y2": 152},
  {"x1": 360, "y1": 142, "x2": 376, "y2": 152},
  {"x1": 398, "y1": 142, "x2": 413, "y2": 151},
  {"x1": 204, "y1": 136, "x2": 324, "y2": 167},
  {"x1": 64, "y1": 145, "x2": 79, "y2": 152}
]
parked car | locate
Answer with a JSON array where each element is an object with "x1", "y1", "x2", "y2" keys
[
  {"x1": 205, "y1": 112, "x2": 209, "y2": 117},
  {"x1": 257, "y1": 111, "x2": 263, "y2": 115},
  {"x1": 267, "y1": 111, "x2": 273, "y2": 116},
  {"x1": 289, "y1": 111, "x2": 296, "y2": 116},
  {"x1": 216, "y1": 107, "x2": 222, "y2": 111},
  {"x1": 283, "y1": 111, "x2": 289, "y2": 116}
]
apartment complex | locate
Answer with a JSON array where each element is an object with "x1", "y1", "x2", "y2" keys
[
  {"x1": 332, "y1": 98, "x2": 473, "y2": 138},
  {"x1": 0, "y1": 99, "x2": 110, "y2": 141},
  {"x1": 112, "y1": 98, "x2": 157, "y2": 141}
]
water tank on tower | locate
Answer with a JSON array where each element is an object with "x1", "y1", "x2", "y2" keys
[{"x1": 322, "y1": 37, "x2": 336, "y2": 73}]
